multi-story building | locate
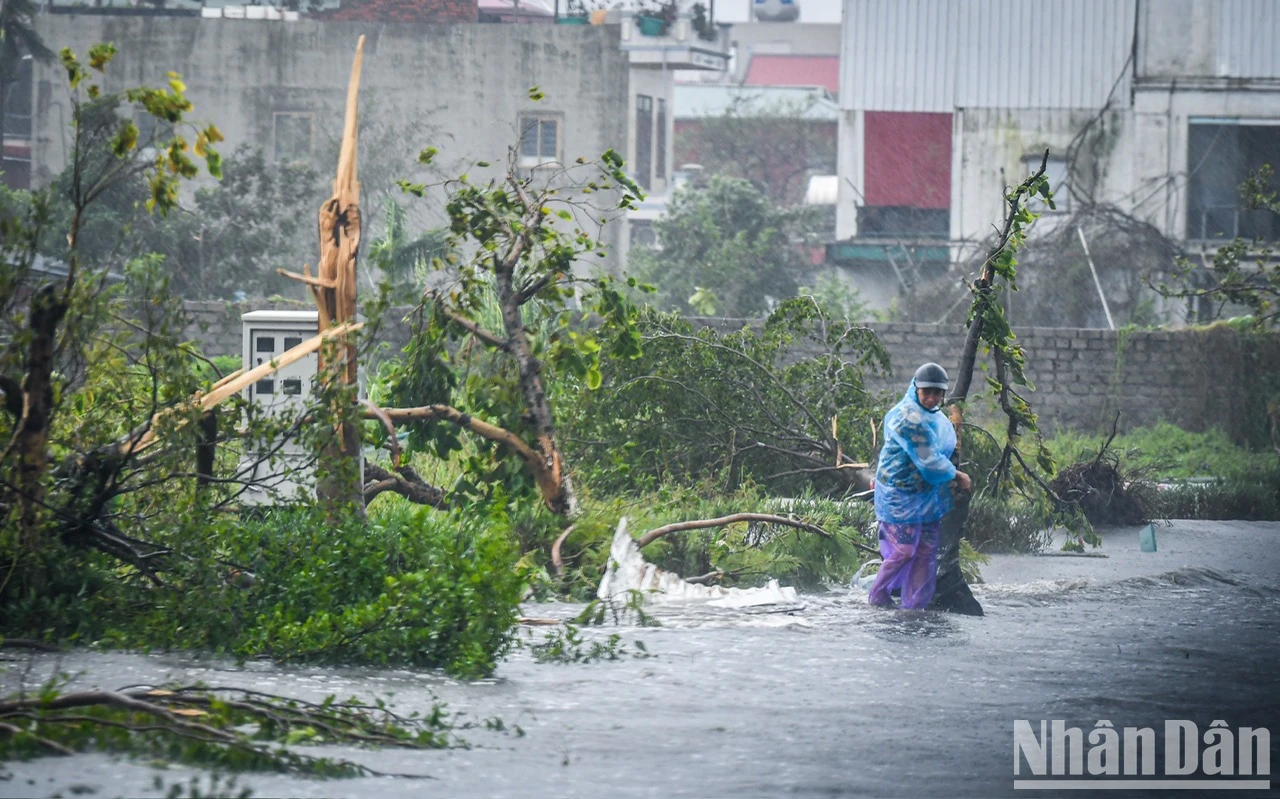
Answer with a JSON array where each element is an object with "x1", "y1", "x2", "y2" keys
[{"x1": 832, "y1": 0, "x2": 1280, "y2": 313}]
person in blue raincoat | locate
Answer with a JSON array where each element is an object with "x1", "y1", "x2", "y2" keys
[{"x1": 868, "y1": 363, "x2": 971, "y2": 609}]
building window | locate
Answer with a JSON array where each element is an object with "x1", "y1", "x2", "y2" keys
[
  {"x1": 635, "y1": 95, "x2": 653, "y2": 191},
  {"x1": 1022, "y1": 153, "x2": 1069, "y2": 214},
  {"x1": 274, "y1": 112, "x2": 314, "y2": 163},
  {"x1": 1, "y1": 55, "x2": 33, "y2": 189},
  {"x1": 1187, "y1": 121, "x2": 1280, "y2": 241},
  {"x1": 519, "y1": 113, "x2": 562, "y2": 168},
  {"x1": 655, "y1": 98, "x2": 667, "y2": 184}
]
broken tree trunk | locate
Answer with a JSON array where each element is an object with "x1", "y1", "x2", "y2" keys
[
  {"x1": 490, "y1": 176, "x2": 576, "y2": 517},
  {"x1": 930, "y1": 151, "x2": 1050, "y2": 617},
  {"x1": 11, "y1": 285, "x2": 68, "y2": 551},
  {"x1": 279, "y1": 36, "x2": 366, "y2": 512}
]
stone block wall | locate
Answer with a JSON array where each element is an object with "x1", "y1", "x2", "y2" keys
[
  {"x1": 184, "y1": 302, "x2": 1280, "y2": 446},
  {"x1": 862, "y1": 322, "x2": 1278, "y2": 446}
]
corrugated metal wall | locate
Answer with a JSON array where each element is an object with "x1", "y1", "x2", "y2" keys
[
  {"x1": 840, "y1": 0, "x2": 1137, "y2": 111},
  {"x1": 1216, "y1": 0, "x2": 1280, "y2": 78}
]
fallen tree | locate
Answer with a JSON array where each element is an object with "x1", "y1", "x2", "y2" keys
[
  {"x1": 0, "y1": 681, "x2": 452, "y2": 775},
  {"x1": 561, "y1": 298, "x2": 889, "y2": 499}
]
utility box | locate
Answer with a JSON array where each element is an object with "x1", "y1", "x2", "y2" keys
[{"x1": 240, "y1": 310, "x2": 319, "y2": 504}]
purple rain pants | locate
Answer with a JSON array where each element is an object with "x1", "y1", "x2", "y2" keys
[{"x1": 867, "y1": 520, "x2": 941, "y2": 609}]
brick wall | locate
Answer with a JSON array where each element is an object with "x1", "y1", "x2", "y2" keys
[
  {"x1": 861, "y1": 322, "x2": 1279, "y2": 446},
  {"x1": 185, "y1": 302, "x2": 1280, "y2": 445}
]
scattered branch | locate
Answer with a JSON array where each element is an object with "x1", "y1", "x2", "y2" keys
[{"x1": 635, "y1": 513, "x2": 833, "y2": 549}]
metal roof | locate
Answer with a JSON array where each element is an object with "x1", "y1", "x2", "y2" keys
[
  {"x1": 840, "y1": 0, "x2": 1137, "y2": 111},
  {"x1": 1216, "y1": 0, "x2": 1280, "y2": 78}
]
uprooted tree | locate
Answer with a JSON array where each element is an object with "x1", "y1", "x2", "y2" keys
[{"x1": 560, "y1": 297, "x2": 889, "y2": 498}]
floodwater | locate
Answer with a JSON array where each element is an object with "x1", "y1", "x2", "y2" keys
[{"x1": 2, "y1": 520, "x2": 1278, "y2": 799}]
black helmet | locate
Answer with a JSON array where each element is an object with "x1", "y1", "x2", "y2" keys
[{"x1": 914, "y1": 362, "x2": 948, "y2": 391}]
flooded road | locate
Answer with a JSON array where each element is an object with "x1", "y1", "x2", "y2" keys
[{"x1": 2, "y1": 520, "x2": 1278, "y2": 798}]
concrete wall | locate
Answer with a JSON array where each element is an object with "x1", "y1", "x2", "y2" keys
[
  {"x1": 185, "y1": 301, "x2": 1280, "y2": 446},
  {"x1": 35, "y1": 17, "x2": 633, "y2": 265}
]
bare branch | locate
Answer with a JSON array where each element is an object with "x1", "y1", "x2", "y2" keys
[{"x1": 636, "y1": 513, "x2": 832, "y2": 548}]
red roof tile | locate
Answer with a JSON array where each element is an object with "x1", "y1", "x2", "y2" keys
[{"x1": 743, "y1": 54, "x2": 838, "y2": 95}]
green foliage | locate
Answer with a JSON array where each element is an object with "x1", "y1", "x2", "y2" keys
[
  {"x1": 1046, "y1": 423, "x2": 1260, "y2": 480},
  {"x1": 1150, "y1": 471, "x2": 1280, "y2": 521},
  {"x1": 559, "y1": 299, "x2": 890, "y2": 497},
  {"x1": 948, "y1": 154, "x2": 1101, "y2": 548},
  {"x1": 630, "y1": 175, "x2": 822, "y2": 317},
  {"x1": 962, "y1": 494, "x2": 1056, "y2": 553},
  {"x1": 41, "y1": 142, "x2": 321, "y2": 299},
  {"x1": 1042, "y1": 423, "x2": 1280, "y2": 524},
  {"x1": 798, "y1": 272, "x2": 874, "y2": 322},
  {"x1": 1, "y1": 678, "x2": 457, "y2": 777},
  {"x1": 56, "y1": 47, "x2": 221, "y2": 217},
  {"x1": 527, "y1": 625, "x2": 650, "y2": 664},
  {"x1": 3, "y1": 502, "x2": 524, "y2": 678},
  {"x1": 367, "y1": 196, "x2": 451, "y2": 302},
  {"x1": 381, "y1": 141, "x2": 646, "y2": 509}
]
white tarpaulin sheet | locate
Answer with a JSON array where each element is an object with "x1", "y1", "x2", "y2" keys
[{"x1": 597, "y1": 518, "x2": 801, "y2": 609}]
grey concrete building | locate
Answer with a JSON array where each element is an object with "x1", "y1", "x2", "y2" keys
[{"x1": 32, "y1": 13, "x2": 728, "y2": 279}]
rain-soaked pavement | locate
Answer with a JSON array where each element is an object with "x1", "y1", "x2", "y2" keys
[{"x1": 1, "y1": 520, "x2": 1277, "y2": 799}]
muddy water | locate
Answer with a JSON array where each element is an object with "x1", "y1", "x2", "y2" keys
[{"x1": 2, "y1": 520, "x2": 1278, "y2": 799}]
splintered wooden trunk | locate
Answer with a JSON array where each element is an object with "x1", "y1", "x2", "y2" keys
[{"x1": 310, "y1": 37, "x2": 366, "y2": 513}]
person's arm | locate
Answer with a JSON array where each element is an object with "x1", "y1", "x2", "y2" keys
[{"x1": 897, "y1": 416, "x2": 957, "y2": 486}]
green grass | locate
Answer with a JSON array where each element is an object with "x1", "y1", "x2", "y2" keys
[{"x1": 1045, "y1": 423, "x2": 1265, "y2": 480}]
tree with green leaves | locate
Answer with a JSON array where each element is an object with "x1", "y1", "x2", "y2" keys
[
  {"x1": 0, "y1": 44, "x2": 221, "y2": 557},
  {"x1": 560, "y1": 297, "x2": 889, "y2": 498},
  {"x1": 376, "y1": 133, "x2": 646, "y2": 517},
  {"x1": 38, "y1": 144, "x2": 320, "y2": 299},
  {"x1": 366, "y1": 195, "x2": 450, "y2": 302},
  {"x1": 630, "y1": 175, "x2": 820, "y2": 318}
]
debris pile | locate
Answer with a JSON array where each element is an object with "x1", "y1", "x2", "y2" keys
[{"x1": 1049, "y1": 444, "x2": 1148, "y2": 526}]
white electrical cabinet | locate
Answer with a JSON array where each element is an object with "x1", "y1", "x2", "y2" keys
[{"x1": 239, "y1": 310, "x2": 319, "y2": 504}]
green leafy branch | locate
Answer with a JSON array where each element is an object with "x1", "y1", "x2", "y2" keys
[{"x1": 951, "y1": 150, "x2": 1098, "y2": 548}]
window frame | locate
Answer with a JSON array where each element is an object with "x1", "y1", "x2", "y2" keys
[
  {"x1": 518, "y1": 112, "x2": 564, "y2": 169},
  {"x1": 1186, "y1": 118, "x2": 1280, "y2": 242}
]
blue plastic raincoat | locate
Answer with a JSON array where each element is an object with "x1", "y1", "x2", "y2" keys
[{"x1": 873, "y1": 377, "x2": 957, "y2": 524}]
